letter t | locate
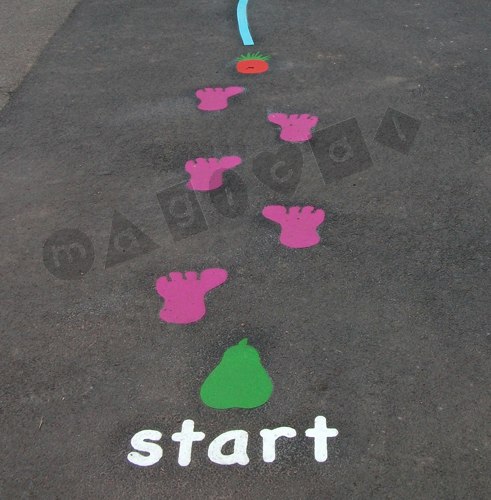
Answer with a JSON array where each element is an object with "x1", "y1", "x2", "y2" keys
[
  {"x1": 172, "y1": 419, "x2": 206, "y2": 466},
  {"x1": 305, "y1": 416, "x2": 338, "y2": 462}
]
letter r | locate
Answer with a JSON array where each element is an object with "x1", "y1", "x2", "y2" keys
[{"x1": 260, "y1": 427, "x2": 297, "y2": 463}]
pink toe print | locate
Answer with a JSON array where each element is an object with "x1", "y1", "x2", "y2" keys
[
  {"x1": 185, "y1": 156, "x2": 242, "y2": 191},
  {"x1": 195, "y1": 87, "x2": 244, "y2": 111},
  {"x1": 156, "y1": 268, "x2": 228, "y2": 324},
  {"x1": 262, "y1": 205, "x2": 325, "y2": 249},
  {"x1": 267, "y1": 113, "x2": 319, "y2": 143}
]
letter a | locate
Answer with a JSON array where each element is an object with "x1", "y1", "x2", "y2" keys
[{"x1": 208, "y1": 430, "x2": 249, "y2": 465}]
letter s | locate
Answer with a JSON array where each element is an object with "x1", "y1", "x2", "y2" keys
[{"x1": 127, "y1": 429, "x2": 163, "y2": 467}]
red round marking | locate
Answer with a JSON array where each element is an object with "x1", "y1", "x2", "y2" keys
[{"x1": 236, "y1": 60, "x2": 269, "y2": 74}]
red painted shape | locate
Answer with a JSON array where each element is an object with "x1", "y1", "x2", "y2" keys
[{"x1": 236, "y1": 59, "x2": 269, "y2": 74}]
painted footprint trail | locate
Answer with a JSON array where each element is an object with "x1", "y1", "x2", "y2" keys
[{"x1": 157, "y1": 4, "x2": 325, "y2": 412}]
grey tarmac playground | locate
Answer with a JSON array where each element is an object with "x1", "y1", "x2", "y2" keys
[{"x1": 0, "y1": 0, "x2": 490, "y2": 498}]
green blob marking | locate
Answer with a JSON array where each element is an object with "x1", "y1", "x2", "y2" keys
[{"x1": 200, "y1": 339, "x2": 273, "y2": 410}]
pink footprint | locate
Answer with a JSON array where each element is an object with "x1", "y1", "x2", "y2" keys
[
  {"x1": 196, "y1": 87, "x2": 244, "y2": 111},
  {"x1": 156, "y1": 268, "x2": 228, "y2": 324},
  {"x1": 262, "y1": 205, "x2": 325, "y2": 248},
  {"x1": 267, "y1": 113, "x2": 319, "y2": 142},
  {"x1": 185, "y1": 156, "x2": 242, "y2": 191}
]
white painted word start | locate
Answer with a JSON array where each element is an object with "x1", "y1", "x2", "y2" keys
[{"x1": 127, "y1": 416, "x2": 338, "y2": 467}]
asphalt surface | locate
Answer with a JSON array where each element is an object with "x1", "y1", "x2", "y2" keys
[
  {"x1": 0, "y1": 0, "x2": 78, "y2": 110},
  {"x1": 1, "y1": 0, "x2": 490, "y2": 498}
]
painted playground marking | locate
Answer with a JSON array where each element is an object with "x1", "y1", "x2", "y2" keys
[
  {"x1": 237, "y1": 0, "x2": 254, "y2": 46},
  {"x1": 200, "y1": 339, "x2": 273, "y2": 409},
  {"x1": 186, "y1": 156, "x2": 242, "y2": 191},
  {"x1": 236, "y1": 52, "x2": 270, "y2": 74},
  {"x1": 127, "y1": 416, "x2": 339, "y2": 467},
  {"x1": 155, "y1": 268, "x2": 228, "y2": 324},
  {"x1": 122, "y1": 1, "x2": 343, "y2": 474},
  {"x1": 262, "y1": 205, "x2": 325, "y2": 248},
  {"x1": 195, "y1": 86, "x2": 245, "y2": 111},
  {"x1": 268, "y1": 113, "x2": 319, "y2": 143}
]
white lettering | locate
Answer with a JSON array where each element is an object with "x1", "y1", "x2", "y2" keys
[
  {"x1": 208, "y1": 430, "x2": 249, "y2": 465},
  {"x1": 305, "y1": 416, "x2": 338, "y2": 462},
  {"x1": 260, "y1": 427, "x2": 297, "y2": 462},
  {"x1": 171, "y1": 419, "x2": 206, "y2": 466},
  {"x1": 127, "y1": 429, "x2": 163, "y2": 467}
]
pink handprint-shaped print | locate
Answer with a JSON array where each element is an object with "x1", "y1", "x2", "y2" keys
[
  {"x1": 156, "y1": 268, "x2": 228, "y2": 324},
  {"x1": 262, "y1": 205, "x2": 325, "y2": 248},
  {"x1": 185, "y1": 156, "x2": 242, "y2": 191},
  {"x1": 195, "y1": 87, "x2": 244, "y2": 111},
  {"x1": 267, "y1": 113, "x2": 319, "y2": 143}
]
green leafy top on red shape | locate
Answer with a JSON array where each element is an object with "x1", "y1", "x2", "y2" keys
[{"x1": 236, "y1": 52, "x2": 271, "y2": 62}]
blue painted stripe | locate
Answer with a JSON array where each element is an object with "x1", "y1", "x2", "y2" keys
[{"x1": 237, "y1": 0, "x2": 254, "y2": 46}]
